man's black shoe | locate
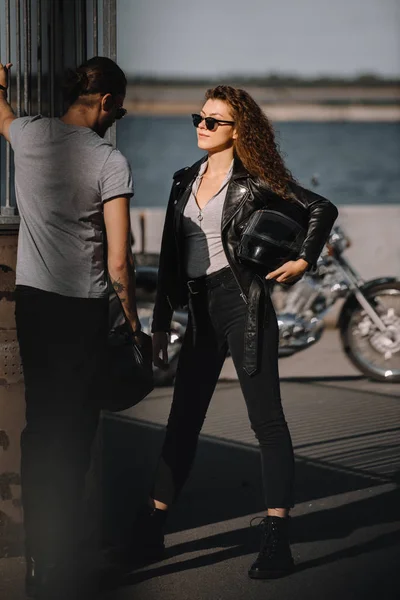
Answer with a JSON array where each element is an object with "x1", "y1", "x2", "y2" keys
[
  {"x1": 248, "y1": 516, "x2": 295, "y2": 579},
  {"x1": 25, "y1": 556, "x2": 38, "y2": 599},
  {"x1": 25, "y1": 555, "x2": 99, "y2": 599},
  {"x1": 25, "y1": 557, "x2": 56, "y2": 599}
]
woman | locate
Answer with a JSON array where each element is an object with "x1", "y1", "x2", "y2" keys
[
  {"x1": 137, "y1": 86, "x2": 338, "y2": 578},
  {"x1": 0, "y1": 57, "x2": 141, "y2": 598}
]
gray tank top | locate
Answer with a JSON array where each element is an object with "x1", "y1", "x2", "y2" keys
[{"x1": 183, "y1": 160, "x2": 233, "y2": 279}]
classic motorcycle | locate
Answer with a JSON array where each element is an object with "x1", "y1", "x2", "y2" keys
[
  {"x1": 109, "y1": 225, "x2": 400, "y2": 385},
  {"x1": 272, "y1": 224, "x2": 400, "y2": 382}
]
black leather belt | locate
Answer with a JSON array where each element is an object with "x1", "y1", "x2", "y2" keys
[{"x1": 186, "y1": 267, "x2": 234, "y2": 294}]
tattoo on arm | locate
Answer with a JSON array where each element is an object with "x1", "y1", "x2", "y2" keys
[
  {"x1": 109, "y1": 262, "x2": 139, "y2": 329},
  {"x1": 112, "y1": 279, "x2": 125, "y2": 294},
  {"x1": 111, "y1": 277, "x2": 128, "y2": 306}
]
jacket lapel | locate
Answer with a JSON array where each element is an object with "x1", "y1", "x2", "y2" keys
[
  {"x1": 221, "y1": 157, "x2": 250, "y2": 230},
  {"x1": 173, "y1": 156, "x2": 206, "y2": 237}
]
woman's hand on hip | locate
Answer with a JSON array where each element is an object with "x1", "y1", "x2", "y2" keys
[
  {"x1": 153, "y1": 331, "x2": 169, "y2": 370},
  {"x1": 265, "y1": 258, "x2": 309, "y2": 284}
]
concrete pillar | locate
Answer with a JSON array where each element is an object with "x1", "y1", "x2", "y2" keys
[{"x1": 0, "y1": 229, "x2": 25, "y2": 558}]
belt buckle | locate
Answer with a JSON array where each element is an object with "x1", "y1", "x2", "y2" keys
[{"x1": 187, "y1": 280, "x2": 199, "y2": 295}]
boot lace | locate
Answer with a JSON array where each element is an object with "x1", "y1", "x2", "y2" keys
[{"x1": 250, "y1": 516, "x2": 279, "y2": 558}]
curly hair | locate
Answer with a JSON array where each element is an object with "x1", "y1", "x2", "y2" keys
[{"x1": 205, "y1": 85, "x2": 296, "y2": 199}]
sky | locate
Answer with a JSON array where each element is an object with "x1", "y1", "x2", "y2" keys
[{"x1": 117, "y1": 0, "x2": 400, "y2": 78}]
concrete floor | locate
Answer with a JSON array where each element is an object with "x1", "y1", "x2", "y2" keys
[{"x1": 1, "y1": 330, "x2": 399, "y2": 600}]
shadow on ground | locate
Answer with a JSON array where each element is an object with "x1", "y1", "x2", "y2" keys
[{"x1": 101, "y1": 412, "x2": 400, "y2": 599}]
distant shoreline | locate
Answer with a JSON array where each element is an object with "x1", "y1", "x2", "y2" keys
[
  {"x1": 125, "y1": 84, "x2": 400, "y2": 121},
  {"x1": 124, "y1": 101, "x2": 400, "y2": 122}
]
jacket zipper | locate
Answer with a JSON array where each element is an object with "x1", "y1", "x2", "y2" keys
[
  {"x1": 174, "y1": 179, "x2": 196, "y2": 306},
  {"x1": 221, "y1": 189, "x2": 250, "y2": 304},
  {"x1": 223, "y1": 245, "x2": 249, "y2": 305}
]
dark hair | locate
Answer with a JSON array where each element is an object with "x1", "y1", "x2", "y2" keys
[
  {"x1": 205, "y1": 85, "x2": 296, "y2": 199},
  {"x1": 63, "y1": 56, "x2": 127, "y2": 106}
]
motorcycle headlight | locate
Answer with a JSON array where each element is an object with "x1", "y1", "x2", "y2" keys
[{"x1": 327, "y1": 225, "x2": 351, "y2": 254}]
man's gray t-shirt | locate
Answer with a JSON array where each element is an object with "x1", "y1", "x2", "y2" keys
[{"x1": 9, "y1": 115, "x2": 133, "y2": 298}]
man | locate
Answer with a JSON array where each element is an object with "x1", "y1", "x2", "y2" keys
[{"x1": 0, "y1": 56, "x2": 140, "y2": 599}]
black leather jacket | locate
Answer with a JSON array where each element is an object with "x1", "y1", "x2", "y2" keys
[{"x1": 152, "y1": 156, "x2": 338, "y2": 337}]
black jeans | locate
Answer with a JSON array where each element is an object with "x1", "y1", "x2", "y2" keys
[
  {"x1": 15, "y1": 286, "x2": 108, "y2": 563},
  {"x1": 151, "y1": 269, "x2": 295, "y2": 509}
]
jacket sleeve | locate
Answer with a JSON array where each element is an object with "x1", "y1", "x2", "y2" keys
[
  {"x1": 151, "y1": 183, "x2": 177, "y2": 333},
  {"x1": 293, "y1": 184, "x2": 339, "y2": 267}
]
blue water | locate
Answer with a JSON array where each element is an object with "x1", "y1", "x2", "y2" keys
[{"x1": 117, "y1": 118, "x2": 400, "y2": 207}]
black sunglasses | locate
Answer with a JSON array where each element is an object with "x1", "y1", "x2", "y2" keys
[
  {"x1": 115, "y1": 107, "x2": 127, "y2": 120},
  {"x1": 191, "y1": 113, "x2": 234, "y2": 131}
]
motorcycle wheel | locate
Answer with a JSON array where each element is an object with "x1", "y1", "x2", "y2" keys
[{"x1": 340, "y1": 282, "x2": 400, "y2": 383}]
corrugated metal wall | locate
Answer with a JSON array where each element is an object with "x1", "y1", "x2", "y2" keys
[{"x1": 0, "y1": 0, "x2": 117, "y2": 227}]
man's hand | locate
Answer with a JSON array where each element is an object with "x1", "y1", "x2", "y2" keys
[
  {"x1": 153, "y1": 332, "x2": 169, "y2": 370},
  {"x1": 0, "y1": 62, "x2": 12, "y2": 89},
  {"x1": 132, "y1": 328, "x2": 143, "y2": 347},
  {"x1": 266, "y1": 258, "x2": 309, "y2": 284}
]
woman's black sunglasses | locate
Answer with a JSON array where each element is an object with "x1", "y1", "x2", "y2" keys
[
  {"x1": 191, "y1": 113, "x2": 234, "y2": 131},
  {"x1": 115, "y1": 107, "x2": 127, "y2": 120}
]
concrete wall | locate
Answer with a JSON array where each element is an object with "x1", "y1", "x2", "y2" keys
[
  {"x1": 0, "y1": 232, "x2": 24, "y2": 558},
  {"x1": 130, "y1": 205, "x2": 400, "y2": 280},
  {"x1": 335, "y1": 206, "x2": 400, "y2": 279}
]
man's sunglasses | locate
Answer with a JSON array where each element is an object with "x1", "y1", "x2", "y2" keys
[
  {"x1": 191, "y1": 113, "x2": 234, "y2": 131},
  {"x1": 115, "y1": 107, "x2": 127, "y2": 120}
]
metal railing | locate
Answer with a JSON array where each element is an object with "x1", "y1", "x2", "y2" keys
[{"x1": 0, "y1": 0, "x2": 117, "y2": 226}]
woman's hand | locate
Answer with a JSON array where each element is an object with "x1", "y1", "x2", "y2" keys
[
  {"x1": 153, "y1": 331, "x2": 169, "y2": 370},
  {"x1": 265, "y1": 258, "x2": 309, "y2": 284}
]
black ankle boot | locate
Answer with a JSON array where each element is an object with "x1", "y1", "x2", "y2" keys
[
  {"x1": 134, "y1": 505, "x2": 167, "y2": 560},
  {"x1": 112, "y1": 505, "x2": 168, "y2": 569},
  {"x1": 248, "y1": 516, "x2": 294, "y2": 579}
]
